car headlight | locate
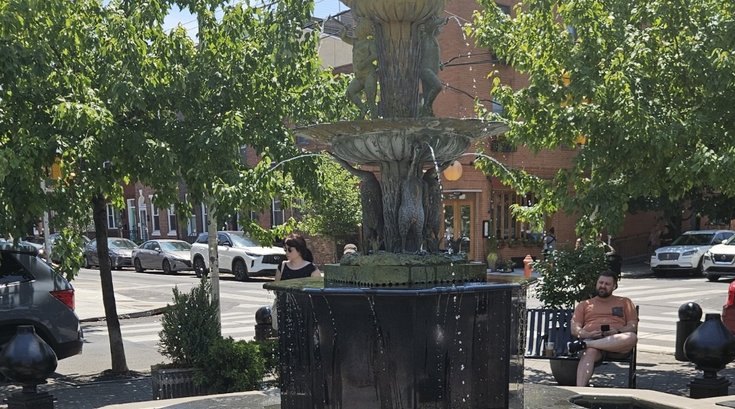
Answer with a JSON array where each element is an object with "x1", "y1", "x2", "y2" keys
[
  {"x1": 704, "y1": 251, "x2": 712, "y2": 260},
  {"x1": 682, "y1": 250, "x2": 697, "y2": 256}
]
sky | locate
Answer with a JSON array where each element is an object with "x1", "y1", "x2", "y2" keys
[{"x1": 162, "y1": 0, "x2": 348, "y2": 38}]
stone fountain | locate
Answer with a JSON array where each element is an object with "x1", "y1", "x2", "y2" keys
[{"x1": 264, "y1": 1, "x2": 525, "y2": 408}]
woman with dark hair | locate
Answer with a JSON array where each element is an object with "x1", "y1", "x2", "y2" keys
[{"x1": 275, "y1": 233, "x2": 321, "y2": 281}]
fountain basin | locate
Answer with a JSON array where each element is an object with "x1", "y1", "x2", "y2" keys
[
  {"x1": 294, "y1": 118, "x2": 508, "y2": 164},
  {"x1": 264, "y1": 277, "x2": 528, "y2": 409}
]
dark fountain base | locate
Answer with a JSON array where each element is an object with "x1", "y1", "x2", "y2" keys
[{"x1": 265, "y1": 269, "x2": 528, "y2": 409}]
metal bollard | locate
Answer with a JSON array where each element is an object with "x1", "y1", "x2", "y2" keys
[
  {"x1": 254, "y1": 305, "x2": 275, "y2": 342},
  {"x1": 675, "y1": 302, "x2": 703, "y2": 362}
]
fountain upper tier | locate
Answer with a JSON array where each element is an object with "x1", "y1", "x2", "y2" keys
[{"x1": 295, "y1": 117, "x2": 508, "y2": 165}]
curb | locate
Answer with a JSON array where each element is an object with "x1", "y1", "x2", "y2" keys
[{"x1": 80, "y1": 306, "x2": 169, "y2": 323}]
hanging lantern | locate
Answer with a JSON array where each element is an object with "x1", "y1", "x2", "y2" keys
[{"x1": 443, "y1": 160, "x2": 463, "y2": 181}]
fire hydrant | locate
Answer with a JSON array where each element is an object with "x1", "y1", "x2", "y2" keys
[{"x1": 523, "y1": 254, "x2": 533, "y2": 278}]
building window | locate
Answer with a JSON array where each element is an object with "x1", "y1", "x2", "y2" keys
[
  {"x1": 272, "y1": 198, "x2": 284, "y2": 227},
  {"x1": 152, "y1": 202, "x2": 160, "y2": 232},
  {"x1": 106, "y1": 204, "x2": 119, "y2": 229},
  {"x1": 168, "y1": 205, "x2": 177, "y2": 236},
  {"x1": 489, "y1": 190, "x2": 542, "y2": 242},
  {"x1": 490, "y1": 137, "x2": 517, "y2": 153}
]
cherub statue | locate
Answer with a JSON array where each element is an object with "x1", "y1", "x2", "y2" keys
[
  {"x1": 418, "y1": 15, "x2": 448, "y2": 117},
  {"x1": 340, "y1": 18, "x2": 378, "y2": 118}
]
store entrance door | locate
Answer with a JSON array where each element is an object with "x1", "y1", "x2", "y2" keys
[{"x1": 443, "y1": 198, "x2": 474, "y2": 259}]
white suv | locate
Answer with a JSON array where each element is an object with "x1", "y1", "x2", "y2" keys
[
  {"x1": 650, "y1": 229, "x2": 735, "y2": 276},
  {"x1": 702, "y1": 235, "x2": 735, "y2": 282},
  {"x1": 190, "y1": 231, "x2": 286, "y2": 281}
]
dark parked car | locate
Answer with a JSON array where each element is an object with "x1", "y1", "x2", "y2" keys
[
  {"x1": 84, "y1": 238, "x2": 137, "y2": 269},
  {"x1": 0, "y1": 242, "x2": 83, "y2": 360},
  {"x1": 132, "y1": 239, "x2": 192, "y2": 274}
]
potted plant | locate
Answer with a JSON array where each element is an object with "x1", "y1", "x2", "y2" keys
[
  {"x1": 532, "y1": 243, "x2": 609, "y2": 384},
  {"x1": 153, "y1": 278, "x2": 220, "y2": 399},
  {"x1": 485, "y1": 237, "x2": 499, "y2": 271},
  {"x1": 153, "y1": 278, "x2": 274, "y2": 399}
]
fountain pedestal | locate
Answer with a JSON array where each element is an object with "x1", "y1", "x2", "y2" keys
[{"x1": 265, "y1": 275, "x2": 528, "y2": 409}]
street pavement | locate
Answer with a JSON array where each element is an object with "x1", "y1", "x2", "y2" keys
[{"x1": 4, "y1": 262, "x2": 735, "y2": 408}]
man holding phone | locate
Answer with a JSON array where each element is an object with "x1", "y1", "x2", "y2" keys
[{"x1": 568, "y1": 270, "x2": 638, "y2": 387}]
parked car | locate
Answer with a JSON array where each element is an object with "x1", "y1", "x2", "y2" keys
[
  {"x1": 650, "y1": 230, "x2": 735, "y2": 276},
  {"x1": 83, "y1": 238, "x2": 137, "y2": 270},
  {"x1": 48, "y1": 233, "x2": 91, "y2": 264},
  {"x1": 0, "y1": 242, "x2": 83, "y2": 360},
  {"x1": 190, "y1": 231, "x2": 286, "y2": 281},
  {"x1": 132, "y1": 239, "x2": 193, "y2": 274},
  {"x1": 702, "y1": 235, "x2": 735, "y2": 282}
]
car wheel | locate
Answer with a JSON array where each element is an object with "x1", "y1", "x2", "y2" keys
[
  {"x1": 134, "y1": 258, "x2": 144, "y2": 273},
  {"x1": 109, "y1": 257, "x2": 117, "y2": 271},
  {"x1": 706, "y1": 274, "x2": 720, "y2": 282},
  {"x1": 194, "y1": 257, "x2": 208, "y2": 278},
  {"x1": 233, "y1": 259, "x2": 249, "y2": 282},
  {"x1": 692, "y1": 259, "x2": 704, "y2": 276},
  {"x1": 84, "y1": 256, "x2": 91, "y2": 269},
  {"x1": 162, "y1": 259, "x2": 174, "y2": 275}
]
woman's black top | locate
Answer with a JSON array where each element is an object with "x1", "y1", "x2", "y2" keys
[{"x1": 281, "y1": 262, "x2": 317, "y2": 280}]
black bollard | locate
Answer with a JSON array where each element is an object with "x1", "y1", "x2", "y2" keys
[
  {"x1": 684, "y1": 313, "x2": 735, "y2": 398},
  {"x1": 0, "y1": 325, "x2": 57, "y2": 409},
  {"x1": 675, "y1": 302, "x2": 702, "y2": 362},
  {"x1": 254, "y1": 305, "x2": 275, "y2": 342}
]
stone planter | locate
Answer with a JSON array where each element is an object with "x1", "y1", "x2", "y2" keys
[
  {"x1": 151, "y1": 366, "x2": 203, "y2": 400},
  {"x1": 549, "y1": 358, "x2": 578, "y2": 386}
]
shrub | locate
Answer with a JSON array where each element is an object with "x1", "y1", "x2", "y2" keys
[
  {"x1": 194, "y1": 337, "x2": 266, "y2": 394},
  {"x1": 158, "y1": 278, "x2": 220, "y2": 367},
  {"x1": 534, "y1": 243, "x2": 610, "y2": 308}
]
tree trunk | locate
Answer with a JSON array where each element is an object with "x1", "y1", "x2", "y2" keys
[
  {"x1": 92, "y1": 194, "x2": 129, "y2": 373},
  {"x1": 206, "y1": 196, "x2": 221, "y2": 330}
]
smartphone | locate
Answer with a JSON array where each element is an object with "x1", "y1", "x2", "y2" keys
[{"x1": 601, "y1": 324, "x2": 610, "y2": 332}]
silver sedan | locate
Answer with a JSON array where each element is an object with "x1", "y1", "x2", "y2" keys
[{"x1": 132, "y1": 239, "x2": 193, "y2": 274}]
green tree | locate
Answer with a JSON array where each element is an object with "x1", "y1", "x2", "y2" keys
[
  {"x1": 470, "y1": 0, "x2": 735, "y2": 238},
  {"x1": 297, "y1": 157, "x2": 361, "y2": 239},
  {"x1": 0, "y1": 0, "x2": 182, "y2": 372},
  {"x1": 0, "y1": 0, "x2": 349, "y2": 374}
]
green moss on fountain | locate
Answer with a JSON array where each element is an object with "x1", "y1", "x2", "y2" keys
[{"x1": 324, "y1": 252, "x2": 486, "y2": 287}]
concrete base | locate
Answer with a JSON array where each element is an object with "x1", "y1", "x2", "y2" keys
[
  {"x1": 100, "y1": 390, "x2": 280, "y2": 409},
  {"x1": 6, "y1": 390, "x2": 55, "y2": 409},
  {"x1": 689, "y1": 376, "x2": 731, "y2": 399},
  {"x1": 97, "y1": 385, "x2": 735, "y2": 409}
]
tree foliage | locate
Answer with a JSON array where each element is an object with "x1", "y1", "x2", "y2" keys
[
  {"x1": 470, "y1": 0, "x2": 735, "y2": 237},
  {"x1": 296, "y1": 157, "x2": 361, "y2": 238},
  {"x1": 0, "y1": 0, "x2": 350, "y2": 372}
]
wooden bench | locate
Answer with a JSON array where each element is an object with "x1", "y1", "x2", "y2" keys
[{"x1": 524, "y1": 308, "x2": 637, "y2": 388}]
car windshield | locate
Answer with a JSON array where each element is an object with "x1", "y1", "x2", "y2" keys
[
  {"x1": 671, "y1": 233, "x2": 715, "y2": 246},
  {"x1": 160, "y1": 241, "x2": 191, "y2": 251},
  {"x1": 109, "y1": 239, "x2": 136, "y2": 249},
  {"x1": 229, "y1": 234, "x2": 260, "y2": 248}
]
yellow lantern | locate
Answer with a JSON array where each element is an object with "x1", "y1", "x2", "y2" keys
[{"x1": 443, "y1": 160, "x2": 463, "y2": 181}]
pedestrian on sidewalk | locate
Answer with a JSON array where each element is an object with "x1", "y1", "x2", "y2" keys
[{"x1": 568, "y1": 270, "x2": 638, "y2": 387}]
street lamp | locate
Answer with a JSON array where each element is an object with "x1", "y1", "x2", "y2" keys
[{"x1": 443, "y1": 160, "x2": 463, "y2": 181}]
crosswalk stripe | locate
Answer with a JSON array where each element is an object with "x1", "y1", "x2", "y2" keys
[{"x1": 632, "y1": 290, "x2": 724, "y2": 302}]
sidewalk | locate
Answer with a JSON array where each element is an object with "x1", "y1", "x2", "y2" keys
[{"x1": 4, "y1": 349, "x2": 735, "y2": 409}]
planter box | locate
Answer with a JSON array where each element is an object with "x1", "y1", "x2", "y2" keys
[{"x1": 151, "y1": 367, "x2": 203, "y2": 400}]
